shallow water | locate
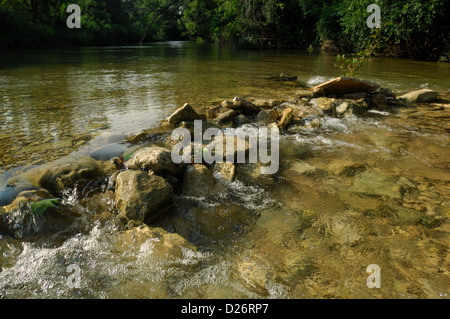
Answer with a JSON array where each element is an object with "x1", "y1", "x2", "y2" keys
[{"x1": 0, "y1": 42, "x2": 449, "y2": 299}]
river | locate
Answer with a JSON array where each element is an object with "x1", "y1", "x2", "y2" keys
[{"x1": 0, "y1": 42, "x2": 449, "y2": 298}]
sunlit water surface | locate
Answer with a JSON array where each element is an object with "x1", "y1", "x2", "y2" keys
[{"x1": 0, "y1": 42, "x2": 449, "y2": 298}]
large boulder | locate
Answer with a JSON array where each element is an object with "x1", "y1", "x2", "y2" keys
[
  {"x1": 21, "y1": 157, "x2": 106, "y2": 196},
  {"x1": 126, "y1": 146, "x2": 185, "y2": 174},
  {"x1": 398, "y1": 89, "x2": 439, "y2": 103},
  {"x1": 167, "y1": 103, "x2": 206, "y2": 125},
  {"x1": 114, "y1": 170, "x2": 173, "y2": 223},
  {"x1": 312, "y1": 77, "x2": 380, "y2": 96}
]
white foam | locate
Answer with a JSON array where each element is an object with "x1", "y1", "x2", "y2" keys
[{"x1": 306, "y1": 76, "x2": 333, "y2": 87}]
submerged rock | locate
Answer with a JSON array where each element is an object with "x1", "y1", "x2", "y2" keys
[
  {"x1": 315, "y1": 158, "x2": 365, "y2": 177},
  {"x1": 167, "y1": 103, "x2": 206, "y2": 125},
  {"x1": 182, "y1": 164, "x2": 216, "y2": 197},
  {"x1": 398, "y1": 89, "x2": 439, "y2": 103},
  {"x1": 0, "y1": 177, "x2": 37, "y2": 207},
  {"x1": 349, "y1": 170, "x2": 401, "y2": 199},
  {"x1": 89, "y1": 143, "x2": 126, "y2": 161},
  {"x1": 326, "y1": 212, "x2": 367, "y2": 245},
  {"x1": 283, "y1": 160, "x2": 319, "y2": 177},
  {"x1": 114, "y1": 170, "x2": 173, "y2": 223},
  {"x1": 127, "y1": 146, "x2": 185, "y2": 175}
]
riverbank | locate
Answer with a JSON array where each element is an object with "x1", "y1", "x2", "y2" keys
[{"x1": 1, "y1": 76, "x2": 449, "y2": 298}]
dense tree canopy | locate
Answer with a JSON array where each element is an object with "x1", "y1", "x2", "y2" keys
[{"x1": 0, "y1": 0, "x2": 448, "y2": 61}]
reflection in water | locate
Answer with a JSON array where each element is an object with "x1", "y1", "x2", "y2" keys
[
  {"x1": 0, "y1": 43, "x2": 449, "y2": 299},
  {"x1": 1, "y1": 43, "x2": 449, "y2": 170}
]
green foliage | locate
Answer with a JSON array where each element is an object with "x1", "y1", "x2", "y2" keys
[
  {"x1": 334, "y1": 52, "x2": 366, "y2": 77},
  {"x1": 0, "y1": 0, "x2": 448, "y2": 60},
  {"x1": 30, "y1": 199, "x2": 60, "y2": 216},
  {"x1": 337, "y1": 0, "x2": 449, "y2": 60}
]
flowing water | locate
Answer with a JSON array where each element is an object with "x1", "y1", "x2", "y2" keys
[{"x1": 0, "y1": 42, "x2": 449, "y2": 299}]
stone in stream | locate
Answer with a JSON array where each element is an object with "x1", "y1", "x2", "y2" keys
[
  {"x1": 254, "y1": 109, "x2": 279, "y2": 124},
  {"x1": 202, "y1": 135, "x2": 251, "y2": 163},
  {"x1": 126, "y1": 146, "x2": 185, "y2": 175},
  {"x1": 398, "y1": 89, "x2": 439, "y2": 103},
  {"x1": 312, "y1": 76, "x2": 380, "y2": 96},
  {"x1": 376, "y1": 87, "x2": 396, "y2": 98},
  {"x1": 21, "y1": 157, "x2": 106, "y2": 196},
  {"x1": 182, "y1": 164, "x2": 217, "y2": 197},
  {"x1": 215, "y1": 109, "x2": 237, "y2": 124},
  {"x1": 342, "y1": 92, "x2": 368, "y2": 99},
  {"x1": 0, "y1": 189, "x2": 79, "y2": 241},
  {"x1": 277, "y1": 107, "x2": 294, "y2": 129},
  {"x1": 232, "y1": 97, "x2": 260, "y2": 115},
  {"x1": 207, "y1": 105, "x2": 233, "y2": 119},
  {"x1": 114, "y1": 170, "x2": 173, "y2": 223},
  {"x1": 234, "y1": 114, "x2": 252, "y2": 126},
  {"x1": 167, "y1": 103, "x2": 206, "y2": 125},
  {"x1": 277, "y1": 102, "x2": 323, "y2": 119},
  {"x1": 251, "y1": 98, "x2": 282, "y2": 108},
  {"x1": 336, "y1": 101, "x2": 368, "y2": 115},
  {"x1": 220, "y1": 100, "x2": 236, "y2": 108},
  {"x1": 312, "y1": 97, "x2": 336, "y2": 113},
  {"x1": 114, "y1": 224, "x2": 197, "y2": 258},
  {"x1": 219, "y1": 98, "x2": 260, "y2": 116}
]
